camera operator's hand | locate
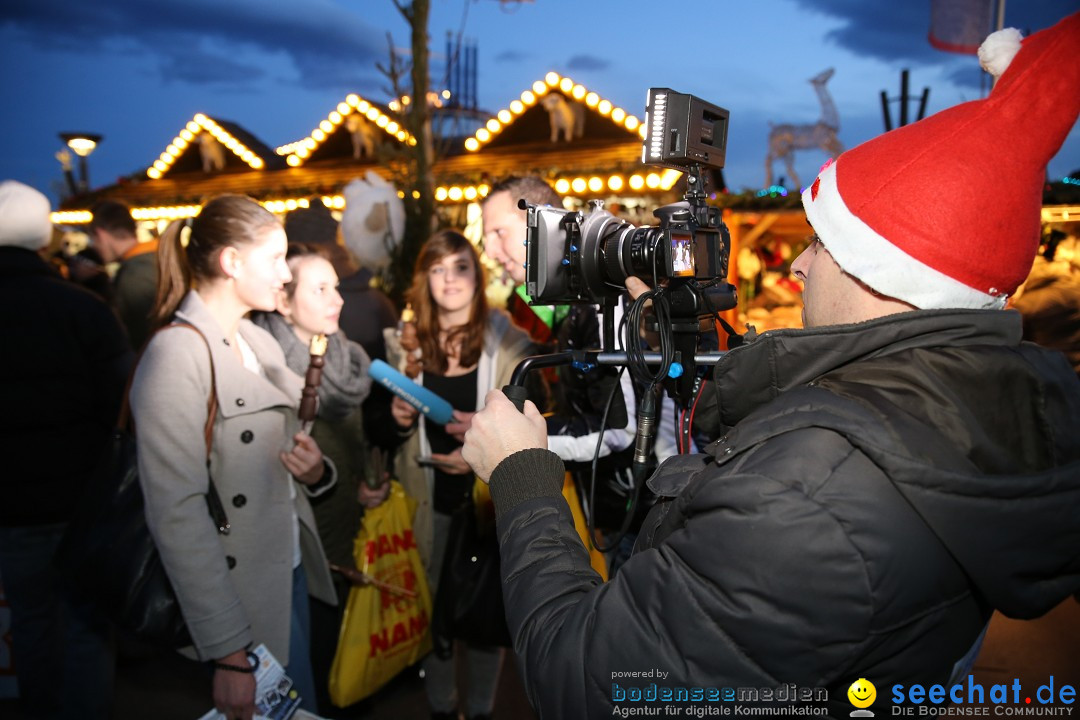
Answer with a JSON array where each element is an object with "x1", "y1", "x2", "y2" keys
[
  {"x1": 625, "y1": 276, "x2": 650, "y2": 301},
  {"x1": 462, "y1": 390, "x2": 548, "y2": 482}
]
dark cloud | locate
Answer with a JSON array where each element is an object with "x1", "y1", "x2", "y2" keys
[
  {"x1": 566, "y1": 54, "x2": 610, "y2": 72},
  {"x1": 792, "y1": 0, "x2": 1077, "y2": 64},
  {"x1": 494, "y1": 49, "x2": 530, "y2": 63},
  {"x1": 0, "y1": 0, "x2": 386, "y2": 89}
]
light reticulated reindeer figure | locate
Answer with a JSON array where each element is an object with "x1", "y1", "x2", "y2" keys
[
  {"x1": 346, "y1": 114, "x2": 377, "y2": 160},
  {"x1": 542, "y1": 93, "x2": 585, "y2": 143},
  {"x1": 199, "y1": 133, "x2": 226, "y2": 173},
  {"x1": 765, "y1": 68, "x2": 844, "y2": 189}
]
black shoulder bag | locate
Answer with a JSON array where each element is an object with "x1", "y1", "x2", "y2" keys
[{"x1": 55, "y1": 322, "x2": 230, "y2": 648}]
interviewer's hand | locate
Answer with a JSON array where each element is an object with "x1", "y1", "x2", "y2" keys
[
  {"x1": 445, "y1": 410, "x2": 475, "y2": 443},
  {"x1": 391, "y1": 395, "x2": 420, "y2": 428},
  {"x1": 281, "y1": 432, "x2": 324, "y2": 485},
  {"x1": 462, "y1": 390, "x2": 548, "y2": 483}
]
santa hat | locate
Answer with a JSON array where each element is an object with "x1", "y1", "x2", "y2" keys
[
  {"x1": 0, "y1": 180, "x2": 52, "y2": 252},
  {"x1": 802, "y1": 12, "x2": 1080, "y2": 309}
]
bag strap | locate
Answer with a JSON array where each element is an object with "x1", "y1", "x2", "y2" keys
[{"x1": 123, "y1": 320, "x2": 230, "y2": 535}]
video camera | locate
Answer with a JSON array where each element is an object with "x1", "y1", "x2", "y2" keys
[{"x1": 513, "y1": 89, "x2": 738, "y2": 405}]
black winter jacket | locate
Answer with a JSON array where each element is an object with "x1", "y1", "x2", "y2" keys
[{"x1": 487, "y1": 309, "x2": 1080, "y2": 718}]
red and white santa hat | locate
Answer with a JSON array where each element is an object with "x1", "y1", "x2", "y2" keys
[{"x1": 802, "y1": 11, "x2": 1080, "y2": 309}]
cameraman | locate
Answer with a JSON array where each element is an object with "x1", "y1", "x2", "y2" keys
[
  {"x1": 477, "y1": 176, "x2": 639, "y2": 540},
  {"x1": 462, "y1": 14, "x2": 1080, "y2": 719}
]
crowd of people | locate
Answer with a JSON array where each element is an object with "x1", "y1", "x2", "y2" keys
[{"x1": 1, "y1": 10, "x2": 1078, "y2": 720}]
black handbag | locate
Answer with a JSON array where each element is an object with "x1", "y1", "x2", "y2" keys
[
  {"x1": 55, "y1": 323, "x2": 229, "y2": 648},
  {"x1": 430, "y1": 499, "x2": 512, "y2": 657}
]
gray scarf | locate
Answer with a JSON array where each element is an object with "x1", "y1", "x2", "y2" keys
[{"x1": 252, "y1": 312, "x2": 372, "y2": 421}]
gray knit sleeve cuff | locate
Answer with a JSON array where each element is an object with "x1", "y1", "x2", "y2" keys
[{"x1": 489, "y1": 448, "x2": 566, "y2": 518}]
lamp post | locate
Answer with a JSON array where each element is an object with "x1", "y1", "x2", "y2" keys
[{"x1": 59, "y1": 132, "x2": 103, "y2": 194}]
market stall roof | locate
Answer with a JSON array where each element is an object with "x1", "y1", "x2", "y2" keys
[
  {"x1": 145, "y1": 114, "x2": 284, "y2": 180},
  {"x1": 276, "y1": 92, "x2": 412, "y2": 168}
]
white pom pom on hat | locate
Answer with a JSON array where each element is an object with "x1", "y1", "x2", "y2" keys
[
  {"x1": 801, "y1": 12, "x2": 1080, "y2": 310},
  {"x1": 0, "y1": 180, "x2": 53, "y2": 252},
  {"x1": 978, "y1": 27, "x2": 1023, "y2": 80}
]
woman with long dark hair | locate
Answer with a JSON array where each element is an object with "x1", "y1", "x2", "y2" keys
[
  {"x1": 387, "y1": 229, "x2": 535, "y2": 720},
  {"x1": 129, "y1": 195, "x2": 337, "y2": 719}
]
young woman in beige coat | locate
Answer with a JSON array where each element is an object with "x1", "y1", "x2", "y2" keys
[{"x1": 129, "y1": 195, "x2": 337, "y2": 720}]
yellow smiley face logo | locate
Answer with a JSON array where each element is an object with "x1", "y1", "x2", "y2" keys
[{"x1": 848, "y1": 678, "x2": 876, "y2": 708}]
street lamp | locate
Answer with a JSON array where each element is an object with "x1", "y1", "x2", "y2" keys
[{"x1": 59, "y1": 132, "x2": 103, "y2": 194}]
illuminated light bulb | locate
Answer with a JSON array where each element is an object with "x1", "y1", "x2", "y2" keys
[
  {"x1": 572, "y1": 84, "x2": 586, "y2": 100},
  {"x1": 411, "y1": 190, "x2": 420, "y2": 199},
  {"x1": 436, "y1": 187, "x2": 448, "y2": 201},
  {"x1": 585, "y1": 92, "x2": 600, "y2": 107},
  {"x1": 396, "y1": 130, "x2": 407, "y2": 141},
  {"x1": 358, "y1": 100, "x2": 370, "y2": 112},
  {"x1": 629, "y1": 174, "x2": 645, "y2": 190},
  {"x1": 639, "y1": 125, "x2": 648, "y2": 139},
  {"x1": 194, "y1": 113, "x2": 207, "y2": 123},
  {"x1": 285, "y1": 199, "x2": 298, "y2": 211},
  {"x1": 478, "y1": 184, "x2": 489, "y2": 197},
  {"x1": 510, "y1": 101, "x2": 524, "y2": 115},
  {"x1": 187, "y1": 122, "x2": 200, "y2": 134},
  {"x1": 366, "y1": 108, "x2": 379, "y2": 121},
  {"x1": 386, "y1": 122, "x2": 399, "y2": 134},
  {"x1": 296, "y1": 147, "x2": 309, "y2": 159},
  {"x1": 486, "y1": 119, "x2": 501, "y2": 133},
  {"x1": 476, "y1": 128, "x2": 491, "y2": 142},
  {"x1": 304, "y1": 138, "x2": 317, "y2": 150},
  {"x1": 498, "y1": 110, "x2": 512, "y2": 124},
  {"x1": 545, "y1": 72, "x2": 560, "y2": 86},
  {"x1": 321, "y1": 196, "x2": 333, "y2": 207},
  {"x1": 153, "y1": 160, "x2": 167, "y2": 172},
  {"x1": 608, "y1": 175, "x2": 624, "y2": 191},
  {"x1": 522, "y1": 90, "x2": 537, "y2": 105},
  {"x1": 401, "y1": 95, "x2": 411, "y2": 105},
  {"x1": 448, "y1": 187, "x2": 464, "y2": 202},
  {"x1": 571, "y1": 178, "x2": 586, "y2": 194},
  {"x1": 407, "y1": 137, "x2": 417, "y2": 146},
  {"x1": 312, "y1": 129, "x2": 326, "y2": 142},
  {"x1": 337, "y1": 102, "x2": 350, "y2": 114},
  {"x1": 555, "y1": 178, "x2": 570, "y2": 194},
  {"x1": 175, "y1": 138, "x2": 188, "y2": 150},
  {"x1": 332, "y1": 196, "x2": 345, "y2": 209},
  {"x1": 319, "y1": 120, "x2": 332, "y2": 133},
  {"x1": 180, "y1": 129, "x2": 194, "y2": 141},
  {"x1": 146, "y1": 169, "x2": 160, "y2": 180},
  {"x1": 464, "y1": 187, "x2": 477, "y2": 200},
  {"x1": 329, "y1": 111, "x2": 342, "y2": 124},
  {"x1": 612, "y1": 108, "x2": 626, "y2": 123},
  {"x1": 166, "y1": 144, "x2": 179, "y2": 155},
  {"x1": 532, "y1": 81, "x2": 547, "y2": 95},
  {"x1": 376, "y1": 115, "x2": 389, "y2": 128},
  {"x1": 388, "y1": 101, "x2": 400, "y2": 112},
  {"x1": 159, "y1": 152, "x2": 171, "y2": 162},
  {"x1": 645, "y1": 173, "x2": 660, "y2": 188},
  {"x1": 346, "y1": 94, "x2": 360, "y2": 106},
  {"x1": 598, "y1": 100, "x2": 612, "y2": 116},
  {"x1": 588, "y1": 176, "x2": 603, "y2": 192},
  {"x1": 558, "y1": 77, "x2": 573, "y2": 93},
  {"x1": 464, "y1": 137, "x2": 480, "y2": 152},
  {"x1": 250, "y1": 158, "x2": 263, "y2": 169},
  {"x1": 625, "y1": 116, "x2": 640, "y2": 131},
  {"x1": 287, "y1": 155, "x2": 301, "y2": 167}
]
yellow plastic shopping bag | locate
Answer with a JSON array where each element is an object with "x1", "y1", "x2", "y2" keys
[{"x1": 328, "y1": 481, "x2": 432, "y2": 707}]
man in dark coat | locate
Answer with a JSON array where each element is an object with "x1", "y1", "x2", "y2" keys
[
  {"x1": 461, "y1": 13, "x2": 1080, "y2": 719},
  {"x1": 0, "y1": 180, "x2": 132, "y2": 717},
  {"x1": 89, "y1": 199, "x2": 158, "y2": 350}
]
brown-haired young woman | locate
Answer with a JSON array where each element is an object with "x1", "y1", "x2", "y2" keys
[
  {"x1": 386, "y1": 229, "x2": 536, "y2": 720},
  {"x1": 129, "y1": 195, "x2": 337, "y2": 720}
]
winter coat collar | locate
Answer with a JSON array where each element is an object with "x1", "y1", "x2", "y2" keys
[
  {"x1": 171, "y1": 291, "x2": 301, "y2": 419},
  {"x1": 712, "y1": 309, "x2": 1022, "y2": 428}
]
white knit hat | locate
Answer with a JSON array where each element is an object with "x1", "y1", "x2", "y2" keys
[
  {"x1": 802, "y1": 12, "x2": 1080, "y2": 309},
  {"x1": 0, "y1": 180, "x2": 53, "y2": 252}
]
